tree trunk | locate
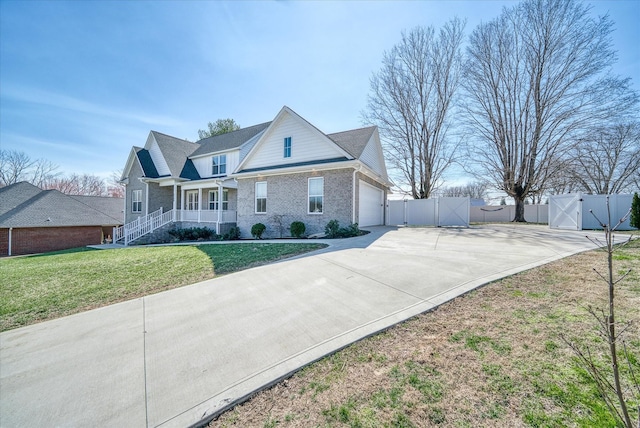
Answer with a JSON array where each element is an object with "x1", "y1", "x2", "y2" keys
[{"x1": 513, "y1": 196, "x2": 527, "y2": 222}]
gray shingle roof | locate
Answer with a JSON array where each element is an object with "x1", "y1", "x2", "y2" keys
[
  {"x1": 327, "y1": 126, "x2": 376, "y2": 159},
  {"x1": 68, "y1": 195, "x2": 124, "y2": 223},
  {"x1": 0, "y1": 182, "x2": 123, "y2": 228},
  {"x1": 0, "y1": 182, "x2": 42, "y2": 216},
  {"x1": 150, "y1": 131, "x2": 200, "y2": 177},
  {"x1": 190, "y1": 122, "x2": 272, "y2": 157}
]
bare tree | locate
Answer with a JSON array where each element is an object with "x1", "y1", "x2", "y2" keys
[
  {"x1": 463, "y1": 0, "x2": 638, "y2": 221},
  {"x1": 440, "y1": 181, "x2": 488, "y2": 200},
  {"x1": 0, "y1": 149, "x2": 59, "y2": 187},
  {"x1": 44, "y1": 173, "x2": 107, "y2": 196},
  {"x1": 562, "y1": 199, "x2": 639, "y2": 427},
  {"x1": 570, "y1": 122, "x2": 640, "y2": 194},
  {"x1": 107, "y1": 170, "x2": 125, "y2": 198},
  {"x1": 364, "y1": 19, "x2": 465, "y2": 199}
]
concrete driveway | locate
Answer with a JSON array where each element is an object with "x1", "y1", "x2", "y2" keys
[{"x1": 0, "y1": 224, "x2": 607, "y2": 427}]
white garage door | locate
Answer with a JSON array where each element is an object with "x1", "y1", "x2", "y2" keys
[{"x1": 358, "y1": 180, "x2": 384, "y2": 227}]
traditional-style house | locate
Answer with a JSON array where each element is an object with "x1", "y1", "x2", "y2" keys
[{"x1": 118, "y1": 106, "x2": 390, "y2": 242}]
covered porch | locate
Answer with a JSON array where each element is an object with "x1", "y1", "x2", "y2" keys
[{"x1": 177, "y1": 178, "x2": 238, "y2": 233}]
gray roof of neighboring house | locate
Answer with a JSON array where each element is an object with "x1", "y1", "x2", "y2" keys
[
  {"x1": 190, "y1": 122, "x2": 272, "y2": 157},
  {"x1": 150, "y1": 131, "x2": 200, "y2": 177},
  {"x1": 0, "y1": 182, "x2": 123, "y2": 228},
  {"x1": 135, "y1": 147, "x2": 160, "y2": 178},
  {"x1": 68, "y1": 195, "x2": 124, "y2": 223},
  {"x1": 327, "y1": 126, "x2": 376, "y2": 159},
  {"x1": 0, "y1": 181, "x2": 42, "y2": 217}
]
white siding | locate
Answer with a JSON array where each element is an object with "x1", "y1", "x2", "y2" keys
[
  {"x1": 192, "y1": 150, "x2": 240, "y2": 178},
  {"x1": 239, "y1": 129, "x2": 266, "y2": 163},
  {"x1": 148, "y1": 139, "x2": 170, "y2": 176},
  {"x1": 359, "y1": 134, "x2": 387, "y2": 179},
  {"x1": 241, "y1": 111, "x2": 345, "y2": 170}
]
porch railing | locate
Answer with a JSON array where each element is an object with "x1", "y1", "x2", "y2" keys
[
  {"x1": 113, "y1": 208, "x2": 237, "y2": 245},
  {"x1": 175, "y1": 209, "x2": 237, "y2": 223},
  {"x1": 113, "y1": 208, "x2": 175, "y2": 246}
]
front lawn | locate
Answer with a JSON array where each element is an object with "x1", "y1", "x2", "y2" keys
[{"x1": 0, "y1": 243, "x2": 326, "y2": 331}]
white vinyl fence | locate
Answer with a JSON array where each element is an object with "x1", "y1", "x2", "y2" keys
[
  {"x1": 549, "y1": 193, "x2": 635, "y2": 231},
  {"x1": 387, "y1": 197, "x2": 470, "y2": 227},
  {"x1": 470, "y1": 205, "x2": 549, "y2": 224}
]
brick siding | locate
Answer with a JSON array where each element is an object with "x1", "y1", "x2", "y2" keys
[
  {"x1": 0, "y1": 226, "x2": 103, "y2": 256},
  {"x1": 237, "y1": 168, "x2": 354, "y2": 238}
]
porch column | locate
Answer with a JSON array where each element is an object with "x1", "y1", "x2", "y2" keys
[
  {"x1": 180, "y1": 187, "x2": 185, "y2": 222},
  {"x1": 197, "y1": 187, "x2": 202, "y2": 223},
  {"x1": 172, "y1": 183, "x2": 177, "y2": 221},
  {"x1": 145, "y1": 181, "x2": 149, "y2": 217},
  {"x1": 217, "y1": 182, "x2": 223, "y2": 234}
]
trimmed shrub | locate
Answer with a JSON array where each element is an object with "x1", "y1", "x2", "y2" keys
[
  {"x1": 325, "y1": 219, "x2": 340, "y2": 238},
  {"x1": 325, "y1": 220, "x2": 362, "y2": 238},
  {"x1": 251, "y1": 223, "x2": 266, "y2": 239},
  {"x1": 168, "y1": 227, "x2": 217, "y2": 241},
  {"x1": 631, "y1": 192, "x2": 640, "y2": 229},
  {"x1": 224, "y1": 226, "x2": 241, "y2": 240},
  {"x1": 290, "y1": 221, "x2": 306, "y2": 238}
]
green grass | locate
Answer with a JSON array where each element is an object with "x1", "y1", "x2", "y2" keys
[{"x1": 0, "y1": 242, "x2": 326, "y2": 331}]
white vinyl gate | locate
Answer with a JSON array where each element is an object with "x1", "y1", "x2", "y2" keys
[
  {"x1": 437, "y1": 197, "x2": 470, "y2": 227},
  {"x1": 549, "y1": 193, "x2": 635, "y2": 231},
  {"x1": 387, "y1": 197, "x2": 470, "y2": 227},
  {"x1": 549, "y1": 194, "x2": 582, "y2": 230}
]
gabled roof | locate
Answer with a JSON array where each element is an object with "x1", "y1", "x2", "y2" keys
[
  {"x1": 327, "y1": 126, "x2": 377, "y2": 159},
  {"x1": 235, "y1": 106, "x2": 355, "y2": 174},
  {"x1": 135, "y1": 148, "x2": 159, "y2": 178},
  {"x1": 0, "y1": 183, "x2": 123, "y2": 228},
  {"x1": 190, "y1": 122, "x2": 272, "y2": 157},
  {"x1": 150, "y1": 131, "x2": 200, "y2": 177},
  {"x1": 0, "y1": 182, "x2": 42, "y2": 216}
]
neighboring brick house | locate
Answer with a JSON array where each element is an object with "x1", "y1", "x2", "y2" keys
[
  {"x1": 119, "y1": 106, "x2": 390, "y2": 241},
  {"x1": 0, "y1": 182, "x2": 124, "y2": 256}
]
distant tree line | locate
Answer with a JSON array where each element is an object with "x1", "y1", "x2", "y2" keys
[
  {"x1": 365, "y1": 0, "x2": 639, "y2": 221},
  {"x1": 0, "y1": 149, "x2": 124, "y2": 197}
]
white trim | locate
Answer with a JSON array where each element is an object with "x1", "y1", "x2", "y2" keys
[
  {"x1": 8, "y1": 227, "x2": 12, "y2": 256},
  {"x1": 132, "y1": 189, "x2": 143, "y2": 213},
  {"x1": 307, "y1": 177, "x2": 324, "y2": 214},
  {"x1": 255, "y1": 181, "x2": 267, "y2": 214}
]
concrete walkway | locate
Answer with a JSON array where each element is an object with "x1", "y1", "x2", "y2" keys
[{"x1": 0, "y1": 225, "x2": 610, "y2": 427}]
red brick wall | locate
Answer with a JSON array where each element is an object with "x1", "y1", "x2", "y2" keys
[{"x1": 0, "y1": 226, "x2": 103, "y2": 256}]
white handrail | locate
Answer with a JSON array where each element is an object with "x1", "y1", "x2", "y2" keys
[
  {"x1": 114, "y1": 208, "x2": 237, "y2": 245},
  {"x1": 115, "y1": 208, "x2": 175, "y2": 245}
]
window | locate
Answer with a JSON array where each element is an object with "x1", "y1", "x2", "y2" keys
[
  {"x1": 255, "y1": 181, "x2": 267, "y2": 213},
  {"x1": 186, "y1": 190, "x2": 199, "y2": 211},
  {"x1": 132, "y1": 189, "x2": 142, "y2": 213},
  {"x1": 208, "y1": 189, "x2": 228, "y2": 211},
  {"x1": 212, "y1": 154, "x2": 227, "y2": 176},
  {"x1": 308, "y1": 177, "x2": 323, "y2": 214},
  {"x1": 284, "y1": 137, "x2": 292, "y2": 158}
]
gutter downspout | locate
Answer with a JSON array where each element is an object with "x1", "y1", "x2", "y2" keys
[
  {"x1": 8, "y1": 227, "x2": 12, "y2": 256},
  {"x1": 352, "y1": 165, "x2": 361, "y2": 224}
]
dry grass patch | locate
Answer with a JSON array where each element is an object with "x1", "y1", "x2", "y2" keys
[{"x1": 211, "y1": 238, "x2": 640, "y2": 428}]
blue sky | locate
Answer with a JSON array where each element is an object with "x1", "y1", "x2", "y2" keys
[{"x1": 1, "y1": 0, "x2": 638, "y2": 181}]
